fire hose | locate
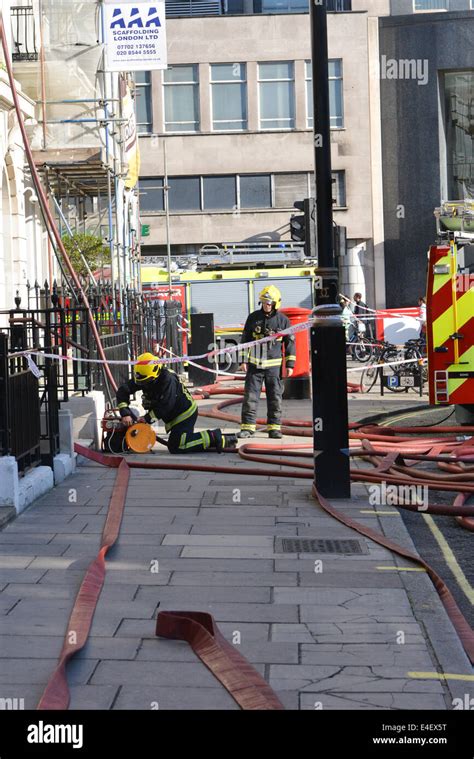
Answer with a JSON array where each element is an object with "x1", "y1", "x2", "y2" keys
[{"x1": 36, "y1": 393, "x2": 474, "y2": 711}]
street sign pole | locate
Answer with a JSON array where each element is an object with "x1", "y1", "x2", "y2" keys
[{"x1": 310, "y1": 0, "x2": 350, "y2": 498}]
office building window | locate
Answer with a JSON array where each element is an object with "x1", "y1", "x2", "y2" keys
[
  {"x1": 139, "y1": 173, "x2": 349, "y2": 213},
  {"x1": 203, "y1": 176, "x2": 237, "y2": 209},
  {"x1": 306, "y1": 59, "x2": 344, "y2": 128},
  {"x1": 258, "y1": 62, "x2": 295, "y2": 130},
  {"x1": 210, "y1": 63, "x2": 247, "y2": 131},
  {"x1": 445, "y1": 71, "x2": 474, "y2": 200},
  {"x1": 310, "y1": 171, "x2": 346, "y2": 207},
  {"x1": 139, "y1": 178, "x2": 164, "y2": 212},
  {"x1": 135, "y1": 72, "x2": 152, "y2": 134},
  {"x1": 239, "y1": 174, "x2": 272, "y2": 208},
  {"x1": 163, "y1": 65, "x2": 199, "y2": 132},
  {"x1": 413, "y1": 0, "x2": 447, "y2": 10},
  {"x1": 261, "y1": 0, "x2": 308, "y2": 12},
  {"x1": 274, "y1": 173, "x2": 308, "y2": 208},
  {"x1": 168, "y1": 177, "x2": 201, "y2": 211}
]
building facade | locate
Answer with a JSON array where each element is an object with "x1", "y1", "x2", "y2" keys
[
  {"x1": 380, "y1": 8, "x2": 474, "y2": 306},
  {"x1": 137, "y1": 0, "x2": 391, "y2": 309},
  {"x1": 1, "y1": 0, "x2": 141, "y2": 315},
  {"x1": 137, "y1": 0, "x2": 474, "y2": 309},
  {"x1": 0, "y1": 0, "x2": 41, "y2": 318}
]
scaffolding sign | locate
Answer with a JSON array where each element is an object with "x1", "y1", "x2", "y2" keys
[{"x1": 103, "y1": 0, "x2": 167, "y2": 71}]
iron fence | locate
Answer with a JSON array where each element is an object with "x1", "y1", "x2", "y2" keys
[{"x1": 0, "y1": 282, "x2": 183, "y2": 474}]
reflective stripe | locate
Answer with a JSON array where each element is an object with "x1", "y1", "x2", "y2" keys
[
  {"x1": 285, "y1": 355, "x2": 296, "y2": 363},
  {"x1": 248, "y1": 357, "x2": 282, "y2": 368},
  {"x1": 241, "y1": 424, "x2": 256, "y2": 431},
  {"x1": 267, "y1": 424, "x2": 281, "y2": 431},
  {"x1": 117, "y1": 402, "x2": 129, "y2": 410},
  {"x1": 179, "y1": 430, "x2": 210, "y2": 450},
  {"x1": 165, "y1": 400, "x2": 198, "y2": 432}
]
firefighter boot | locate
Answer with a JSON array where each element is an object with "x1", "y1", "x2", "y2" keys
[
  {"x1": 209, "y1": 429, "x2": 225, "y2": 453},
  {"x1": 223, "y1": 434, "x2": 238, "y2": 450},
  {"x1": 269, "y1": 430, "x2": 283, "y2": 439},
  {"x1": 237, "y1": 430, "x2": 255, "y2": 439}
]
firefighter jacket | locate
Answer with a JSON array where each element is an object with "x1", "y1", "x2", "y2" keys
[
  {"x1": 116, "y1": 368, "x2": 197, "y2": 433},
  {"x1": 240, "y1": 308, "x2": 296, "y2": 370}
]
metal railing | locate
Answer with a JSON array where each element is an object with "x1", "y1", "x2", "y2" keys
[
  {"x1": 11, "y1": 6, "x2": 38, "y2": 62},
  {"x1": 0, "y1": 283, "x2": 183, "y2": 473}
]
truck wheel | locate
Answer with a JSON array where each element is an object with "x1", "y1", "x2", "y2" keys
[{"x1": 455, "y1": 404, "x2": 474, "y2": 426}]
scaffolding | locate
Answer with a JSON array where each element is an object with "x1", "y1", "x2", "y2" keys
[{"x1": 11, "y1": 0, "x2": 141, "y2": 295}]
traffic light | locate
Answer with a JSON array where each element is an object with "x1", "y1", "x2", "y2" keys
[{"x1": 290, "y1": 198, "x2": 317, "y2": 258}]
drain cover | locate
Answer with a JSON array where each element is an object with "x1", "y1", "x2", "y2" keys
[{"x1": 276, "y1": 538, "x2": 367, "y2": 555}]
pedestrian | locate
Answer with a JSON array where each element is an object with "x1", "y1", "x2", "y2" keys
[
  {"x1": 353, "y1": 292, "x2": 374, "y2": 339},
  {"x1": 116, "y1": 352, "x2": 237, "y2": 453},
  {"x1": 238, "y1": 286, "x2": 296, "y2": 439},
  {"x1": 417, "y1": 296, "x2": 427, "y2": 346},
  {"x1": 340, "y1": 297, "x2": 355, "y2": 344}
]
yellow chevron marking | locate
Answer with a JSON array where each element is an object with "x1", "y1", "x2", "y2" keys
[
  {"x1": 432, "y1": 254, "x2": 451, "y2": 295},
  {"x1": 433, "y1": 288, "x2": 473, "y2": 347}
]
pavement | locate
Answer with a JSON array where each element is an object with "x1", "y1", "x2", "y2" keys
[{"x1": 0, "y1": 387, "x2": 473, "y2": 711}]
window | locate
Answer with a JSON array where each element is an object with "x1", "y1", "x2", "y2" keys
[
  {"x1": 135, "y1": 71, "x2": 152, "y2": 134},
  {"x1": 139, "y1": 174, "x2": 273, "y2": 212},
  {"x1": 203, "y1": 176, "x2": 237, "y2": 210},
  {"x1": 239, "y1": 175, "x2": 272, "y2": 208},
  {"x1": 258, "y1": 62, "x2": 295, "y2": 130},
  {"x1": 168, "y1": 177, "x2": 201, "y2": 211},
  {"x1": 445, "y1": 72, "x2": 474, "y2": 200},
  {"x1": 306, "y1": 59, "x2": 344, "y2": 129},
  {"x1": 139, "y1": 178, "x2": 164, "y2": 212},
  {"x1": 163, "y1": 65, "x2": 199, "y2": 132},
  {"x1": 310, "y1": 171, "x2": 346, "y2": 207},
  {"x1": 413, "y1": 0, "x2": 447, "y2": 10},
  {"x1": 210, "y1": 63, "x2": 247, "y2": 131},
  {"x1": 274, "y1": 173, "x2": 308, "y2": 208},
  {"x1": 261, "y1": 0, "x2": 308, "y2": 12},
  {"x1": 332, "y1": 170, "x2": 346, "y2": 207}
]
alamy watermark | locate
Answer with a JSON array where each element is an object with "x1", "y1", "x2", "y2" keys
[
  {"x1": 368, "y1": 481, "x2": 429, "y2": 511},
  {"x1": 381, "y1": 55, "x2": 429, "y2": 86}
]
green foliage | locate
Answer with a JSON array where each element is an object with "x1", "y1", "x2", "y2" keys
[{"x1": 61, "y1": 233, "x2": 110, "y2": 280}]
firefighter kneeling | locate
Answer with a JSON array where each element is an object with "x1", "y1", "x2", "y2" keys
[
  {"x1": 117, "y1": 353, "x2": 237, "y2": 454},
  {"x1": 238, "y1": 286, "x2": 296, "y2": 439}
]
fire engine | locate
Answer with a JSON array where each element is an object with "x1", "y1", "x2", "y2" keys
[
  {"x1": 427, "y1": 200, "x2": 474, "y2": 424},
  {"x1": 141, "y1": 241, "x2": 318, "y2": 361}
]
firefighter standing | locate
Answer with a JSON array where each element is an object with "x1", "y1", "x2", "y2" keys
[
  {"x1": 117, "y1": 353, "x2": 237, "y2": 453},
  {"x1": 238, "y1": 286, "x2": 296, "y2": 439}
]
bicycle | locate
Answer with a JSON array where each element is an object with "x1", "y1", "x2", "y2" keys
[
  {"x1": 360, "y1": 341, "x2": 426, "y2": 394},
  {"x1": 347, "y1": 322, "x2": 376, "y2": 363}
]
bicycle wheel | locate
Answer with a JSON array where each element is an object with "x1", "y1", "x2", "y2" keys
[
  {"x1": 404, "y1": 348, "x2": 427, "y2": 393},
  {"x1": 354, "y1": 338, "x2": 374, "y2": 363},
  {"x1": 381, "y1": 349, "x2": 407, "y2": 393},
  {"x1": 361, "y1": 364, "x2": 380, "y2": 393}
]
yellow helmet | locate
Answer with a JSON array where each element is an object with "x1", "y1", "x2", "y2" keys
[
  {"x1": 133, "y1": 353, "x2": 162, "y2": 385},
  {"x1": 259, "y1": 285, "x2": 281, "y2": 310}
]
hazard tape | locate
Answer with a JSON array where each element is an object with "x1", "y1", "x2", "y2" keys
[
  {"x1": 346, "y1": 356, "x2": 426, "y2": 374},
  {"x1": 11, "y1": 319, "x2": 313, "y2": 369}
]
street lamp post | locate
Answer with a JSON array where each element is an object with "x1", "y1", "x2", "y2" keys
[{"x1": 310, "y1": 0, "x2": 350, "y2": 498}]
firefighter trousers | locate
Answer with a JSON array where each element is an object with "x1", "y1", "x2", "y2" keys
[
  {"x1": 167, "y1": 409, "x2": 220, "y2": 454},
  {"x1": 241, "y1": 366, "x2": 283, "y2": 432}
]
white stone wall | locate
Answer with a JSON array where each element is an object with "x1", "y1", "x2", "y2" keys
[{"x1": 0, "y1": 66, "x2": 40, "y2": 313}]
